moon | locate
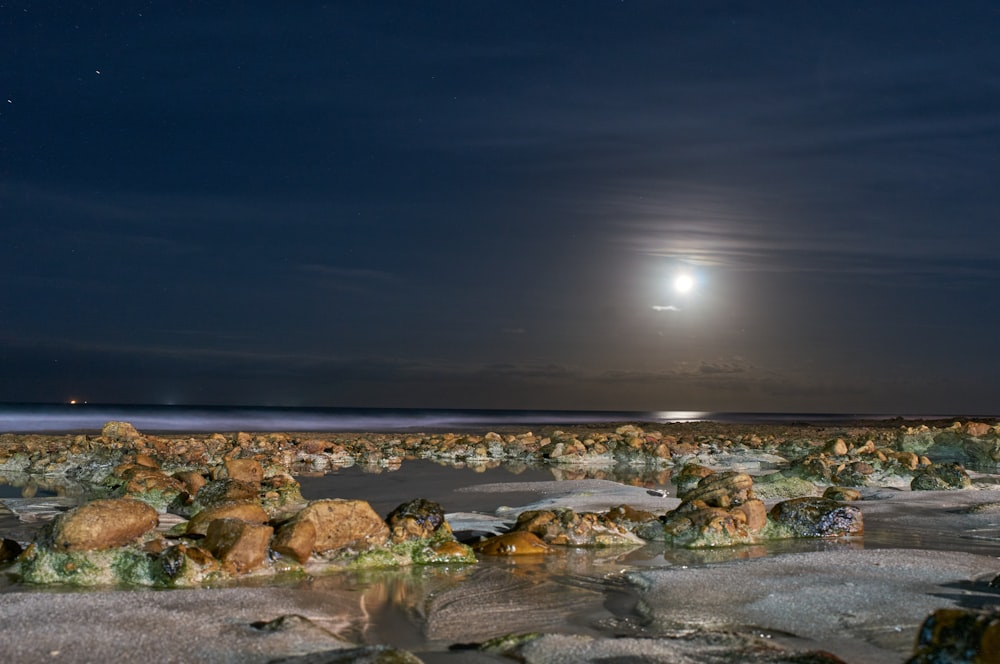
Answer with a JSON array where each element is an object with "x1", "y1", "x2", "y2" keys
[{"x1": 673, "y1": 273, "x2": 695, "y2": 294}]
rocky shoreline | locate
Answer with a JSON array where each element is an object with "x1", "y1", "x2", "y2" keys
[{"x1": 2, "y1": 418, "x2": 1000, "y2": 662}]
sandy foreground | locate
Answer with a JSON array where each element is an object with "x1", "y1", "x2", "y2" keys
[
  {"x1": 2, "y1": 479, "x2": 1000, "y2": 663},
  {"x1": 2, "y1": 421, "x2": 1000, "y2": 662}
]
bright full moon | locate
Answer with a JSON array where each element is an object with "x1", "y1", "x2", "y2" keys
[{"x1": 674, "y1": 273, "x2": 695, "y2": 294}]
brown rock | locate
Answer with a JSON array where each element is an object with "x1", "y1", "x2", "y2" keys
[
  {"x1": 731, "y1": 499, "x2": 768, "y2": 531},
  {"x1": 122, "y1": 468, "x2": 187, "y2": 496},
  {"x1": 186, "y1": 501, "x2": 269, "y2": 536},
  {"x1": 964, "y1": 422, "x2": 993, "y2": 438},
  {"x1": 134, "y1": 453, "x2": 159, "y2": 468},
  {"x1": 101, "y1": 421, "x2": 143, "y2": 443},
  {"x1": 276, "y1": 499, "x2": 389, "y2": 558},
  {"x1": 823, "y1": 438, "x2": 849, "y2": 456},
  {"x1": 220, "y1": 458, "x2": 264, "y2": 484},
  {"x1": 272, "y1": 517, "x2": 317, "y2": 563},
  {"x1": 173, "y1": 471, "x2": 208, "y2": 497},
  {"x1": 679, "y1": 471, "x2": 754, "y2": 507},
  {"x1": 386, "y1": 498, "x2": 446, "y2": 542},
  {"x1": 672, "y1": 463, "x2": 716, "y2": 495},
  {"x1": 195, "y1": 479, "x2": 260, "y2": 507},
  {"x1": 46, "y1": 498, "x2": 159, "y2": 552},
  {"x1": 203, "y1": 518, "x2": 273, "y2": 573},
  {"x1": 895, "y1": 451, "x2": 920, "y2": 470},
  {"x1": 471, "y1": 531, "x2": 553, "y2": 556},
  {"x1": 604, "y1": 504, "x2": 658, "y2": 527},
  {"x1": 823, "y1": 486, "x2": 863, "y2": 502}
]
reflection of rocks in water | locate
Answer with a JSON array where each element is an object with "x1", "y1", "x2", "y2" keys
[{"x1": 423, "y1": 565, "x2": 618, "y2": 642}]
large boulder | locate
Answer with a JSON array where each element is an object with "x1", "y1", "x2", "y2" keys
[
  {"x1": 272, "y1": 499, "x2": 389, "y2": 563},
  {"x1": 44, "y1": 498, "x2": 159, "y2": 552}
]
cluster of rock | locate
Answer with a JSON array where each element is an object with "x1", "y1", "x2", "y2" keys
[
  {"x1": 1, "y1": 418, "x2": 996, "y2": 587},
  {"x1": 630, "y1": 467, "x2": 863, "y2": 547},
  {"x1": 16, "y1": 453, "x2": 473, "y2": 587}
]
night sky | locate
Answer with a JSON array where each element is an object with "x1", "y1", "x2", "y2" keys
[{"x1": 2, "y1": 2, "x2": 999, "y2": 414}]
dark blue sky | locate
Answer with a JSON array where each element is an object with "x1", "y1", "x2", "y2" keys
[{"x1": 2, "y1": 2, "x2": 999, "y2": 413}]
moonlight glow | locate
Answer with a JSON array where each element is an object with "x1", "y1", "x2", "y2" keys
[{"x1": 674, "y1": 273, "x2": 695, "y2": 294}]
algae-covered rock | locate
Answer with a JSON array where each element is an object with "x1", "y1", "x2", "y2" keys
[
  {"x1": 752, "y1": 470, "x2": 822, "y2": 500},
  {"x1": 195, "y1": 478, "x2": 261, "y2": 507},
  {"x1": 911, "y1": 462, "x2": 972, "y2": 491},
  {"x1": 44, "y1": 498, "x2": 158, "y2": 552},
  {"x1": 386, "y1": 498, "x2": 446, "y2": 543},
  {"x1": 769, "y1": 497, "x2": 863, "y2": 537}
]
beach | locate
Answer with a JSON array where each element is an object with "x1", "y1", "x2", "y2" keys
[{"x1": 2, "y1": 417, "x2": 1000, "y2": 662}]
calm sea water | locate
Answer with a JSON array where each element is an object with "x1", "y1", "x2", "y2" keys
[{"x1": 0, "y1": 402, "x2": 921, "y2": 434}]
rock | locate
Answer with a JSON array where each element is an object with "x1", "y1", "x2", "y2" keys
[
  {"x1": 823, "y1": 438, "x2": 849, "y2": 456},
  {"x1": 823, "y1": 486, "x2": 863, "y2": 502},
  {"x1": 672, "y1": 463, "x2": 715, "y2": 495},
  {"x1": 386, "y1": 498, "x2": 446, "y2": 542},
  {"x1": 731, "y1": 499, "x2": 768, "y2": 531},
  {"x1": 196, "y1": 478, "x2": 261, "y2": 507},
  {"x1": 964, "y1": 422, "x2": 993, "y2": 438},
  {"x1": 154, "y1": 542, "x2": 222, "y2": 585},
  {"x1": 120, "y1": 467, "x2": 187, "y2": 499},
  {"x1": 218, "y1": 458, "x2": 264, "y2": 484},
  {"x1": 769, "y1": 497, "x2": 863, "y2": 538},
  {"x1": 512, "y1": 508, "x2": 640, "y2": 547},
  {"x1": 0, "y1": 537, "x2": 23, "y2": 563},
  {"x1": 134, "y1": 453, "x2": 159, "y2": 468},
  {"x1": 272, "y1": 518, "x2": 317, "y2": 564},
  {"x1": 44, "y1": 498, "x2": 159, "y2": 552},
  {"x1": 101, "y1": 421, "x2": 143, "y2": 443},
  {"x1": 679, "y1": 471, "x2": 754, "y2": 507},
  {"x1": 173, "y1": 470, "x2": 208, "y2": 497},
  {"x1": 273, "y1": 499, "x2": 389, "y2": 562},
  {"x1": 202, "y1": 518, "x2": 273, "y2": 573},
  {"x1": 911, "y1": 462, "x2": 972, "y2": 491},
  {"x1": 908, "y1": 607, "x2": 1000, "y2": 664},
  {"x1": 472, "y1": 531, "x2": 553, "y2": 556},
  {"x1": 186, "y1": 501, "x2": 270, "y2": 536},
  {"x1": 603, "y1": 504, "x2": 658, "y2": 528}
]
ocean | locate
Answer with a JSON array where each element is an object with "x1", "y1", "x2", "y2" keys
[{"x1": 0, "y1": 402, "x2": 932, "y2": 434}]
